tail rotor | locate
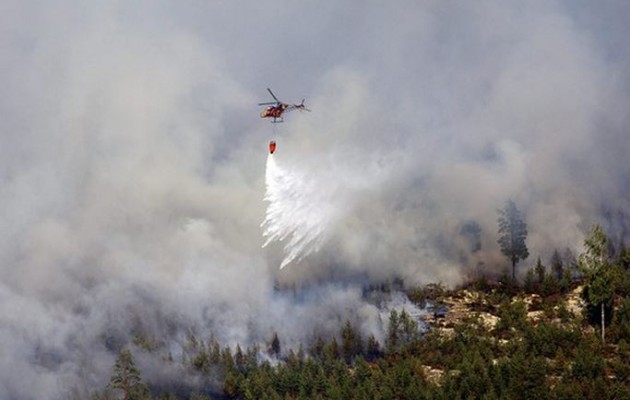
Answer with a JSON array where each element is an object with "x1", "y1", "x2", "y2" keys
[{"x1": 295, "y1": 99, "x2": 311, "y2": 112}]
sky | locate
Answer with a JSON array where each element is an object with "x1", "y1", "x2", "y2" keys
[{"x1": 1, "y1": 1, "x2": 629, "y2": 398}]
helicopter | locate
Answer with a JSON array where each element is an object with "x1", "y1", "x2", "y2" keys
[{"x1": 258, "y1": 88, "x2": 310, "y2": 123}]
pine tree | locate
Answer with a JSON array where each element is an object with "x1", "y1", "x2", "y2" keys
[
  {"x1": 209, "y1": 339, "x2": 221, "y2": 365},
  {"x1": 386, "y1": 309, "x2": 400, "y2": 354},
  {"x1": 221, "y1": 346, "x2": 234, "y2": 373},
  {"x1": 610, "y1": 297, "x2": 630, "y2": 344},
  {"x1": 497, "y1": 200, "x2": 529, "y2": 279},
  {"x1": 235, "y1": 344, "x2": 245, "y2": 372},
  {"x1": 310, "y1": 334, "x2": 325, "y2": 360},
  {"x1": 269, "y1": 332, "x2": 281, "y2": 357},
  {"x1": 108, "y1": 349, "x2": 149, "y2": 400},
  {"x1": 324, "y1": 337, "x2": 340, "y2": 363},
  {"x1": 398, "y1": 309, "x2": 419, "y2": 347},
  {"x1": 534, "y1": 257, "x2": 545, "y2": 284},
  {"x1": 617, "y1": 242, "x2": 630, "y2": 270},
  {"x1": 366, "y1": 335, "x2": 382, "y2": 361},
  {"x1": 579, "y1": 224, "x2": 616, "y2": 345},
  {"x1": 341, "y1": 320, "x2": 363, "y2": 363},
  {"x1": 523, "y1": 268, "x2": 536, "y2": 293},
  {"x1": 191, "y1": 341, "x2": 209, "y2": 373},
  {"x1": 551, "y1": 248, "x2": 564, "y2": 280}
]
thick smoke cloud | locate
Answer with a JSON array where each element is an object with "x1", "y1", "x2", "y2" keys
[{"x1": 1, "y1": 1, "x2": 629, "y2": 398}]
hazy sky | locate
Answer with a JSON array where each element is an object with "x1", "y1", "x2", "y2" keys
[{"x1": 1, "y1": 1, "x2": 629, "y2": 398}]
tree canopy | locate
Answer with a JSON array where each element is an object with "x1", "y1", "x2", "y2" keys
[
  {"x1": 109, "y1": 349, "x2": 149, "y2": 400},
  {"x1": 579, "y1": 224, "x2": 620, "y2": 345},
  {"x1": 497, "y1": 200, "x2": 529, "y2": 279}
]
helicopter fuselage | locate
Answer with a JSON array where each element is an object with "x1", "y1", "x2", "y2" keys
[{"x1": 260, "y1": 104, "x2": 289, "y2": 120}]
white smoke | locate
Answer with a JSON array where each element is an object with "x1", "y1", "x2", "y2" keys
[{"x1": 1, "y1": 1, "x2": 630, "y2": 398}]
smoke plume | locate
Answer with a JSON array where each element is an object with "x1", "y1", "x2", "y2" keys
[{"x1": 1, "y1": 1, "x2": 629, "y2": 398}]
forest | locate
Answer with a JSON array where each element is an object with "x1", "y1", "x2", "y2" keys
[{"x1": 84, "y1": 223, "x2": 630, "y2": 400}]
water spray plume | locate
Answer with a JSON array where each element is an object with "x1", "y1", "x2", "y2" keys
[{"x1": 261, "y1": 154, "x2": 335, "y2": 269}]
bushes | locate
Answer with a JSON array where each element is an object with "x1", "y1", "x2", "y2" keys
[
  {"x1": 609, "y1": 296, "x2": 630, "y2": 344},
  {"x1": 494, "y1": 300, "x2": 529, "y2": 336},
  {"x1": 522, "y1": 322, "x2": 582, "y2": 359}
]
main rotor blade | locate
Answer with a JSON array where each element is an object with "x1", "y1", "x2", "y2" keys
[
  {"x1": 267, "y1": 88, "x2": 280, "y2": 102},
  {"x1": 258, "y1": 102, "x2": 277, "y2": 106}
]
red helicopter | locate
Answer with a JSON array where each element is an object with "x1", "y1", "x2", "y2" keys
[{"x1": 258, "y1": 88, "x2": 310, "y2": 123}]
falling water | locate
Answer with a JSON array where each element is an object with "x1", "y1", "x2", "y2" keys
[{"x1": 261, "y1": 154, "x2": 336, "y2": 269}]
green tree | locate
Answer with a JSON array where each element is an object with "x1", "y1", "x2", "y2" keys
[
  {"x1": 610, "y1": 297, "x2": 630, "y2": 344},
  {"x1": 398, "y1": 309, "x2": 419, "y2": 347},
  {"x1": 523, "y1": 268, "x2": 536, "y2": 293},
  {"x1": 269, "y1": 332, "x2": 280, "y2": 357},
  {"x1": 497, "y1": 200, "x2": 529, "y2": 279},
  {"x1": 551, "y1": 248, "x2": 564, "y2": 280},
  {"x1": 495, "y1": 300, "x2": 528, "y2": 335},
  {"x1": 340, "y1": 320, "x2": 363, "y2": 363},
  {"x1": 108, "y1": 349, "x2": 149, "y2": 400},
  {"x1": 535, "y1": 257, "x2": 545, "y2": 284},
  {"x1": 617, "y1": 242, "x2": 630, "y2": 270},
  {"x1": 324, "y1": 337, "x2": 340, "y2": 363},
  {"x1": 310, "y1": 335, "x2": 325, "y2": 360},
  {"x1": 386, "y1": 309, "x2": 400, "y2": 354},
  {"x1": 541, "y1": 272, "x2": 561, "y2": 298},
  {"x1": 191, "y1": 341, "x2": 210, "y2": 373},
  {"x1": 234, "y1": 344, "x2": 245, "y2": 372},
  {"x1": 579, "y1": 224, "x2": 616, "y2": 345},
  {"x1": 365, "y1": 334, "x2": 382, "y2": 361},
  {"x1": 563, "y1": 247, "x2": 579, "y2": 280}
]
